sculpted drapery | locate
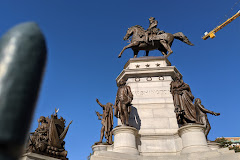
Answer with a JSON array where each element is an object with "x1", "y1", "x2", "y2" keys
[{"x1": 170, "y1": 73, "x2": 197, "y2": 124}]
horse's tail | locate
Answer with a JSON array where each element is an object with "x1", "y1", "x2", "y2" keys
[{"x1": 173, "y1": 32, "x2": 194, "y2": 46}]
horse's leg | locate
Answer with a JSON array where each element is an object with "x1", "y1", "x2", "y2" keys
[
  {"x1": 160, "y1": 40, "x2": 173, "y2": 58},
  {"x1": 146, "y1": 50, "x2": 149, "y2": 56},
  {"x1": 118, "y1": 44, "x2": 132, "y2": 58},
  {"x1": 158, "y1": 48, "x2": 166, "y2": 56},
  {"x1": 118, "y1": 42, "x2": 139, "y2": 58},
  {"x1": 133, "y1": 50, "x2": 139, "y2": 58}
]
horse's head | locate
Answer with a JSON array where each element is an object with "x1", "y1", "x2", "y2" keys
[
  {"x1": 123, "y1": 26, "x2": 134, "y2": 41},
  {"x1": 123, "y1": 25, "x2": 145, "y2": 41}
]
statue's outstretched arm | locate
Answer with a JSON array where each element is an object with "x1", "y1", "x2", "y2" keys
[
  {"x1": 198, "y1": 103, "x2": 214, "y2": 114},
  {"x1": 96, "y1": 98, "x2": 104, "y2": 108},
  {"x1": 95, "y1": 111, "x2": 102, "y2": 120}
]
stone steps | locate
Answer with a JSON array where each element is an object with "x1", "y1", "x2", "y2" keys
[{"x1": 91, "y1": 149, "x2": 240, "y2": 160}]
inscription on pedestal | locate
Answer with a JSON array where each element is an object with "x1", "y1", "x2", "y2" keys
[{"x1": 132, "y1": 89, "x2": 170, "y2": 97}]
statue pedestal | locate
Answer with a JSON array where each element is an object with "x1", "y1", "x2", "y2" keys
[
  {"x1": 90, "y1": 56, "x2": 240, "y2": 160},
  {"x1": 178, "y1": 124, "x2": 210, "y2": 154},
  {"x1": 116, "y1": 56, "x2": 182, "y2": 156},
  {"x1": 112, "y1": 126, "x2": 139, "y2": 155},
  {"x1": 21, "y1": 152, "x2": 61, "y2": 160}
]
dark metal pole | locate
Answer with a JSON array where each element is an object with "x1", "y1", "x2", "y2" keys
[{"x1": 0, "y1": 22, "x2": 47, "y2": 160}]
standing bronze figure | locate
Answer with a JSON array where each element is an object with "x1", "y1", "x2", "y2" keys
[
  {"x1": 118, "y1": 17, "x2": 194, "y2": 58},
  {"x1": 95, "y1": 99, "x2": 114, "y2": 145},
  {"x1": 114, "y1": 79, "x2": 133, "y2": 126},
  {"x1": 194, "y1": 98, "x2": 220, "y2": 139},
  {"x1": 27, "y1": 109, "x2": 72, "y2": 160},
  {"x1": 170, "y1": 73, "x2": 197, "y2": 124}
]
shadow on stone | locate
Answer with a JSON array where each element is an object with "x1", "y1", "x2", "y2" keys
[{"x1": 129, "y1": 106, "x2": 141, "y2": 130}]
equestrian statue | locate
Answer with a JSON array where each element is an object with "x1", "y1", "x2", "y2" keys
[{"x1": 118, "y1": 17, "x2": 194, "y2": 58}]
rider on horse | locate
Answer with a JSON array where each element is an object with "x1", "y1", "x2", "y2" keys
[
  {"x1": 145, "y1": 17, "x2": 165, "y2": 44},
  {"x1": 118, "y1": 17, "x2": 194, "y2": 58}
]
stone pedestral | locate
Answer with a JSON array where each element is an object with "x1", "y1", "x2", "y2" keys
[
  {"x1": 92, "y1": 144, "x2": 113, "y2": 153},
  {"x1": 208, "y1": 141, "x2": 220, "y2": 150},
  {"x1": 112, "y1": 126, "x2": 139, "y2": 155},
  {"x1": 178, "y1": 124, "x2": 210, "y2": 154},
  {"x1": 21, "y1": 152, "x2": 60, "y2": 160},
  {"x1": 90, "y1": 56, "x2": 240, "y2": 160},
  {"x1": 116, "y1": 56, "x2": 182, "y2": 156},
  {"x1": 92, "y1": 145, "x2": 108, "y2": 153}
]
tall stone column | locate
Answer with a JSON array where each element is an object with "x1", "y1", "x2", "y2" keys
[{"x1": 116, "y1": 56, "x2": 182, "y2": 156}]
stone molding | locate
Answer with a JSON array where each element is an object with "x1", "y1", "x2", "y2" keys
[
  {"x1": 116, "y1": 56, "x2": 182, "y2": 83},
  {"x1": 139, "y1": 132, "x2": 180, "y2": 140},
  {"x1": 178, "y1": 124, "x2": 205, "y2": 135},
  {"x1": 112, "y1": 126, "x2": 138, "y2": 135},
  {"x1": 92, "y1": 145, "x2": 108, "y2": 153},
  {"x1": 21, "y1": 152, "x2": 60, "y2": 160},
  {"x1": 208, "y1": 141, "x2": 221, "y2": 150},
  {"x1": 124, "y1": 56, "x2": 171, "y2": 69},
  {"x1": 116, "y1": 67, "x2": 180, "y2": 83}
]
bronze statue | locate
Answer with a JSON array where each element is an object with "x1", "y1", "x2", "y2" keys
[
  {"x1": 114, "y1": 79, "x2": 133, "y2": 126},
  {"x1": 27, "y1": 109, "x2": 72, "y2": 160},
  {"x1": 0, "y1": 22, "x2": 47, "y2": 160},
  {"x1": 118, "y1": 17, "x2": 194, "y2": 58},
  {"x1": 194, "y1": 98, "x2": 220, "y2": 139},
  {"x1": 145, "y1": 17, "x2": 165, "y2": 44},
  {"x1": 95, "y1": 99, "x2": 114, "y2": 145},
  {"x1": 170, "y1": 73, "x2": 197, "y2": 125}
]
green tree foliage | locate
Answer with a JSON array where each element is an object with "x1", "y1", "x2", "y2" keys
[
  {"x1": 215, "y1": 137, "x2": 240, "y2": 153},
  {"x1": 229, "y1": 146, "x2": 240, "y2": 153},
  {"x1": 215, "y1": 137, "x2": 232, "y2": 148}
]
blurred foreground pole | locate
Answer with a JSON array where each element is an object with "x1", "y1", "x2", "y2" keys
[{"x1": 0, "y1": 22, "x2": 47, "y2": 160}]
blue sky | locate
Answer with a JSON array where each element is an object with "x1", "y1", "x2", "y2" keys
[{"x1": 0, "y1": 0, "x2": 240, "y2": 159}]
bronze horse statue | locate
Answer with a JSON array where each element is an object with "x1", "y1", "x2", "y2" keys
[{"x1": 118, "y1": 25, "x2": 194, "y2": 58}]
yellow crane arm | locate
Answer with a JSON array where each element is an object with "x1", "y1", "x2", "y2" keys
[{"x1": 202, "y1": 10, "x2": 240, "y2": 40}]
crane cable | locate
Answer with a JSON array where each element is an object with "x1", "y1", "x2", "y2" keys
[{"x1": 218, "y1": 0, "x2": 240, "y2": 26}]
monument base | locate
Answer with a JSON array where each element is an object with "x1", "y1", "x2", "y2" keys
[
  {"x1": 20, "y1": 152, "x2": 61, "y2": 160},
  {"x1": 90, "y1": 148, "x2": 240, "y2": 160},
  {"x1": 112, "y1": 126, "x2": 139, "y2": 155},
  {"x1": 91, "y1": 57, "x2": 240, "y2": 160}
]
